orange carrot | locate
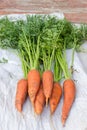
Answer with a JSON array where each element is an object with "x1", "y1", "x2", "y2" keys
[
  {"x1": 42, "y1": 70, "x2": 54, "y2": 106},
  {"x1": 34, "y1": 83, "x2": 45, "y2": 114},
  {"x1": 49, "y1": 82, "x2": 62, "y2": 114},
  {"x1": 28, "y1": 69, "x2": 41, "y2": 106},
  {"x1": 61, "y1": 79, "x2": 76, "y2": 125},
  {"x1": 15, "y1": 79, "x2": 28, "y2": 112}
]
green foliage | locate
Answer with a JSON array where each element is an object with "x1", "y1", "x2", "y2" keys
[
  {"x1": 0, "y1": 15, "x2": 87, "y2": 79},
  {"x1": 0, "y1": 17, "x2": 24, "y2": 49}
]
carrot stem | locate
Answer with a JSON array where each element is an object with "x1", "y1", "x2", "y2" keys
[
  {"x1": 23, "y1": 29, "x2": 33, "y2": 68},
  {"x1": 70, "y1": 46, "x2": 75, "y2": 68},
  {"x1": 42, "y1": 47, "x2": 55, "y2": 71},
  {"x1": 18, "y1": 27, "x2": 41, "y2": 78},
  {"x1": 54, "y1": 53, "x2": 63, "y2": 82},
  {"x1": 57, "y1": 51, "x2": 70, "y2": 79}
]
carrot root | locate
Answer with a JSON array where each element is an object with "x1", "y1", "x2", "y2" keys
[
  {"x1": 15, "y1": 79, "x2": 28, "y2": 112},
  {"x1": 49, "y1": 82, "x2": 62, "y2": 114},
  {"x1": 61, "y1": 79, "x2": 76, "y2": 125},
  {"x1": 34, "y1": 83, "x2": 45, "y2": 115},
  {"x1": 42, "y1": 70, "x2": 54, "y2": 106},
  {"x1": 28, "y1": 69, "x2": 41, "y2": 106}
]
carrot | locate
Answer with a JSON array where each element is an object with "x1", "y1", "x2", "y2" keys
[
  {"x1": 19, "y1": 28, "x2": 41, "y2": 106},
  {"x1": 61, "y1": 79, "x2": 76, "y2": 125},
  {"x1": 15, "y1": 79, "x2": 28, "y2": 112},
  {"x1": 49, "y1": 82, "x2": 62, "y2": 114},
  {"x1": 34, "y1": 83, "x2": 45, "y2": 114},
  {"x1": 42, "y1": 70, "x2": 54, "y2": 106},
  {"x1": 40, "y1": 25, "x2": 55, "y2": 105},
  {"x1": 49, "y1": 55, "x2": 62, "y2": 114},
  {"x1": 28, "y1": 69, "x2": 41, "y2": 106},
  {"x1": 57, "y1": 46, "x2": 76, "y2": 125}
]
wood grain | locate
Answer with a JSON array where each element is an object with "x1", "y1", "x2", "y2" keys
[{"x1": 0, "y1": 0, "x2": 87, "y2": 23}]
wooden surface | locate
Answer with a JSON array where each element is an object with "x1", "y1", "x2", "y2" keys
[{"x1": 0, "y1": 0, "x2": 87, "y2": 23}]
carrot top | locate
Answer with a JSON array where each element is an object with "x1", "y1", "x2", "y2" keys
[
  {"x1": 56, "y1": 42, "x2": 76, "y2": 80},
  {"x1": 19, "y1": 32, "x2": 41, "y2": 78},
  {"x1": 0, "y1": 15, "x2": 87, "y2": 79},
  {"x1": 18, "y1": 15, "x2": 46, "y2": 78},
  {"x1": 40, "y1": 17, "x2": 58, "y2": 71}
]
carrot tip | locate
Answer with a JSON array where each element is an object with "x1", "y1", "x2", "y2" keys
[
  {"x1": 62, "y1": 120, "x2": 65, "y2": 126},
  {"x1": 46, "y1": 98, "x2": 48, "y2": 107},
  {"x1": 15, "y1": 104, "x2": 22, "y2": 113},
  {"x1": 50, "y1": 106, "x2": 55, "y2": 115},
  {"x1": 21, "y1": 112, "x2": 24, "y2": 118},
  {"x1": 32, "y1": 103, "x2": 34, "y2": 108},
  {"x1": 34, "y1": 111, "x2": 37, "y2": 117},
  {"x1": 50, "y1": 111, "x2": 53, "y2": 115},
  {"x1": 50, "y1": 112, "x2": 53, "y2": 117}
]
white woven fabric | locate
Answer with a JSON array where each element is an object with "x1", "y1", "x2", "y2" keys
[
  {"x1": 0, "y1": 14, "x2": 87, "y2": 130},
  {"x1": 0, "y1": 43, "x2": 87, "y2": 130}
]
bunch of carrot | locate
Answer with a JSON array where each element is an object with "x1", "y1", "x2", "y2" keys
[
  {"x1": 15, "y1": 16, "x2": 77, "y2": 126},
  {"x1": 0, "y1": 15, "x2": 85, "y2": 125}
]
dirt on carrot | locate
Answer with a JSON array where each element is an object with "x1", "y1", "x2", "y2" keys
[
  {"x1": 42, "y1": 70, "x2": 54, "y2": 106},
  {"x1": 49, "y1": 82, "x2": 62, "y2": 114},
  {"x1": 61, "y1": 79, "x2": 76, "y2": 126},
  {"x1": 34, "y1": 83, "x2": 45, "y2": 115},
  {"x1": 28, "y1": 69, "x2": 41, "y2": 106},
  {"x1": 15, "y1": 79, "x2": 28, "y2": 112}
]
